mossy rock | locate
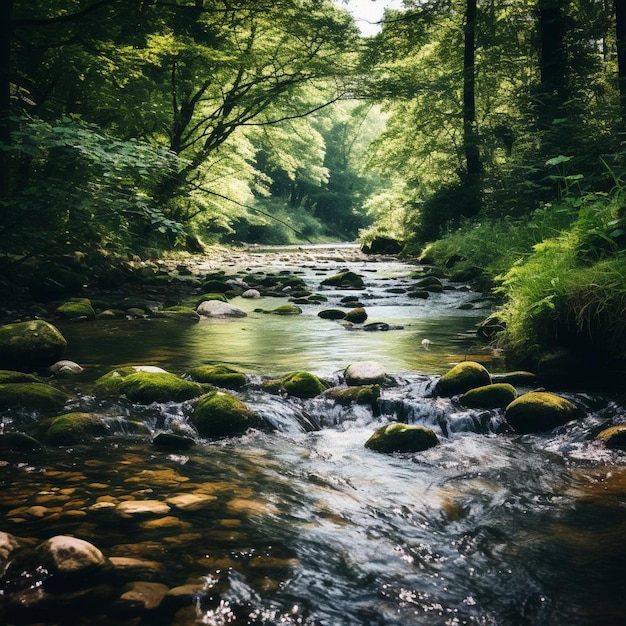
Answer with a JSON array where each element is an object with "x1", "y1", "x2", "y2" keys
[
  {"x1": 0, "y1": 382, "x2": 70, "y2": 413},
  {"x1": 504, "y1": 392, "x2": 581, "y2": 434},
  {"x1": 459, "y1": 383, "x2": 518, "y2": 409},
  {"x1": 191, "y1": 391, "x2": 262, "y2": 438},
  {"x1": 365, "y1": 423, "x2": 439, "y2": 454},
  {"x1": 55, "y1": 298, "x2": 96, "y2": 321},
  {"x1": 597, "y1": 425, "x2": 626, "y2": 450},
  {"x1": 318, "y1": 309, "x2": 346, "y2": 320},
  {"x1": 0, "y1": 320, "x2": 67, "y2": 369},
  {"x1": 156, "y1": 306, "x2": 201, "y2": 322},
  {"x1": 325, "y1": 384, "x2": 380, "y2": 406},
  {"x1": 186, "y1": 365, "x2": 247, "y2": 389},
  {"x1": 0, "y1": 370, "x2": 41, "y2": 384},
  {"x1": 321, "y1": 271, "x2": 365, "y2": 289},
  {"x1": 407, "y1": 289, "x2": 430, "y2": 299},
  {"x1": 0, "y1": 431, "x2": 44, "y2": 451},
  {"x1": 281, "y1": 371, "x2": 329, "y2": 398},
  {"x1": 41, "y1": 412, "x2": 108, "y2": 445},
  {"x1": 415, "y1": 276, "x2": 443, "y2": 292},
  {"x1": 201, "y1": 280, "x2": 230, "y2": 294},
  {"x1": 260, "y1": 378, "x2": 285, "y2": 395},
  {"x1": 195, "y1": 293, "x2": 228, "y2": 306},
  {"x1": 266, "y1": 304, "x2": 302, "y2": 316},
  {"x1": 344, "y1": 307, "x2": 367, "y2": 324},
  {"x1": 93, "y1": 369, "x2": 205, "y2": 403},
  {"x1": 435, "y1": 361, "x2": 491, "y2": 397}
]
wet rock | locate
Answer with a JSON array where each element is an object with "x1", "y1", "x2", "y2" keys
[
  {"x1": 191, "y1": 391, "x2": 262, "y2": 438},
  {"x1": 155, "y1": 306, "x2": 201, "y2": 322},
  {"x1": 116, "y1": 500, "x2": 171, "y2": 518},
  {"x1": 109, "y1": 557, "x2": 164, "y2": 581},
  {"x1": 39, "y1": 412, "x2": 108, "y2": 445},
  {"x1": 195, "y1": 292, "x2": 228, "y2": 306},
  {"x1": 55, "y1": 298, "x2": 96, "y2": 321},
  {"x1": 49, "y1": 359, "x2": 84, "y2": 375},
  {"x1": 318, "y1": 309, "x2": 347, "y2": 320},
  {"x1": 459, "y1": 383, "x2": 518, "y2": 409},
  {"x1": 166, "y1": 493, "x2": 217, "y2": 511},
  {"x1": 152, "y1": 432, "x2": 195, "y2": 450},
  {"x1": 321, "y1": 270, "x2": 365, "y2": 289},
  {"x1": 0, "y1": 431, "x2": 44, "y2": 451},
  {"x1": 344, "y1": 307, "x2": 367, "y2": 324},
  {"x1": 477, "y1": 312, "x2": 506, "y2": 338},
  {"x1": 281, "y1": 371, "x2": 329, "y2": 398},
  {"x1": 186, "y1": 364, "x2": 247, "y2": 389},
  {"x1": 415, "y1": 276, "x2": 443, "y2": 292},
  {"x1": 28, "y1": 264, "x2": 85, "y2": 301},
  {"x1": 0, "y1": 531, "x2": 26, "y2": 576},
  {"x1": 196, "y1": 300, "x2": 247, "y2": 318},
  {"x1": 201, "y1": 279, "x2": 231, "y2": 293},
  {"x1": 0, "y1": 369, "x2": 40, "y2": 383},
  {"x1": 114, "y1": 581, "x2": 169, "y2": 614},
  {"x1": 365, "y1": 423, "x2": 439, "y2": 453},
  {"x1": 0, "y1": 320, "x2": 67, "y2": 369},
  {"x1": 242, "y1": 288, "x2": 262, "y2": 299},
  {"x1": 491, "y1": 371, "x2": 538, "y2": 386},
  {"x1": 344, "y1": 361, "x2": 392, "y2": 386},
  {"x1": 0, "y1": 382, "x2": 70, "y2": 412},
  {"x1": 325, "y1": 384, "x2": 380, "y2": 406},
  {"x1": 504, "y1": 391, "x2": 581, "y2": 433},
  {"x1": 361, "y1": 236, "x2": 403, "y2": 255},
  {"x1": 265, "y1": 304, "x2": 302, "y2": 316},
  {"x1": 597, "y1": 424, "x2": 626, "y2": 450},
  {"x1": 407, "y1": 289, "x2": 430, "y2": 299},
  {"x1": 435, "y1": 361, "x2": 491, "y2": 397}
]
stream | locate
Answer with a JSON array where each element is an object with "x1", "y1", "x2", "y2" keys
[{"x1": 1, "y1": 244, "x2": 625, "y2": 626}]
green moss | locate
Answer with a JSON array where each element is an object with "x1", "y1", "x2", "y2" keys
[
  {"x1": 0, "y1": 382, "x2": 70, "y2": 412},
  {"x1": 325, "y1": 384, "x2": 380, "y2": 406},
  {"x1": 260, "y1": 378, "x2": 285, "y2": 395},
  {"x1": 281, "y1": 371, "x2": 328, "y2": 398},
  {"x1": 0, "y1": 432, "x2": 44, "y2": 451},
  {"x1": 42, "y1": 412, "x2": 108, "y2": 445},
  {"x1": 266, "y1": 304, "x2": 302, "y2": 316},
  {"x1": 55, "y1": 298, "x2": 96, "y2": 321},
  {"x1": 156, "y1": 306, "x2": 201, "y2": 322},
  {"x1": 435, "y1": 361, "x2": 491, "y2": 397},
  {"x1": 195, "y1": 293, "x2": 228, "y2": 306},
  {"x1": 0, "y1": 370, "x2": 41, "y2": 384},
  {"x1": 186, "y1": 365, "x2": 247, "y2": 389},
  {"x1": 459, "y1": 383, "x2": 518, "y2": 409},
  {"x1": 504, "y1": 391, "x2": 581, "y2": 433},
  {"x1": 191, "y1": 391, "x2": 262, "y2": 438},
  {"x1": 597, "y1": 424, "x2": 626, "y2": 450},
  {"x1": 321, "y1": 271, "x2": 365, "y2": 289},
  {"x1": 365, "y1": 423, "x2": 439, "y2": 453},
  {"x1": 0, "y1": 320, "x2": 67, "y2": 369},
  {"x1": 344, "y1": 307, "x2": 367, "y2": 324}
]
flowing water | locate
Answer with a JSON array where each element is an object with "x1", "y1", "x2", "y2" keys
[{"x1": 1, "y1": 244, "x2": 625, "y2": 626}]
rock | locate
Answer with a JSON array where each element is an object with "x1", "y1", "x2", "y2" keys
[
  {"x1": 365, "y1": 423, "x2": 439, "y2": 453},
  {"x1": 196, "y1": 300, "x2": 247, "y2": 318},
  {"x1": 0, "y1": 431, "x2": 44, "y2": 451},
  {"x1": 321, "y1": 270, "x2": 365, "y2": 289},
  {"x1": 115, "y1": 581, "x2": 169, "y2": 614},
  {"x1": 344, "y1": 307, "x2": 367, "y2": 324},
  {"x1": 55, "y1": 298, "x2": 96, "y2": 321},
  {"x1": 156, "y1": 306, "x2": 200, "y2": 322},
  {"x1": 152, "y1": 432, "x2": 195, "y2": 450},
  {"x1": 415, "y1": 276, "x2": 443, "y2": 292},
  {"x1": 491, "y1": 371, "x2": 538, "y2": 386},
  {"x1": 195, "y1": 292, "x2": 228, "y2": 306},
  {"x1": 318, "y1": 309, "x2": 346, "y2": 320},
  {"x1": 344, "y1": 361, "x2": 392, "y2": 386},
  {"x1": 166, "y1": 493, "x2": 216, "y2": 511},
  {"x1": 407, "y1": 289, "x2": 430, "y2": 299},
  {"x1": 281, "y1": 371, "x2": 329, "y2": 398},
  {"x1": 477, "y1": 313, "x2": 506, "y2": 339},
  {"x1": 459, "y1": 383, "x2": 518, "y2": 409},
  {"x1": 597, "y1": 425, "x2": 626, "y2": 450},
  {"x1": 504, "y1": 391, "x2": 581, "y2": 433},
  {"x1": 93, "y1": 369, "x2": 205, "y2": 403},
  {"x1": 0, "y1": 382, "x2": 70, "y2": 412},
  {"x1": 241, "y1": 289, "x2": 261, "y2": 299},
  {"x1": 40, "y1": 412, "x2": 108, "y2": 445},
  {"x1": 0, "y1": 370, "x2": 40, "y2": 383},
  {"x1": 109, "y1": 557, "x2": 164, "y2": 580},
  {"x1": 201, "y1": 279, "x2": 230, "y2": 293},
  {"x1": 191, "y1": 391, "x2": 262, "y2": 438},
  {"x1": 325, "y1": 384, "x2": 380, "y2": 406},
  {"x1": 361, "y1": 236, "x2": 403, "y2": 255},
  {"x1": 186, "y1": 364, "x2": 247, "y2": 389},
  {"x1": 116, "y1": 500, "x2": 171, "y2": 518},
  {"x1": 265, "y1": 304, "x2": 302, "y2": 316},
  {"x1": 0, "y1": 320, "x2": 67, "y2": 369},
  {"x1": 435, "y1": 361, "x2": 491, "y2": 397},
  {"x1": 49, "y1": 360, "x2": 84, "y2": 375},
  {"x1": 0, "y1": 531, "x2": 25, "y2": 576}
]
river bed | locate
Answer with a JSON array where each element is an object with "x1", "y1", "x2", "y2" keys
[{"x1": 1, "y1": 244, "x2": 625, "y2": 625}]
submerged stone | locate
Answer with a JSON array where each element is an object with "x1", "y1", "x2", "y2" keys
[
  {"x1": 435, "y1": 361, "x2": 491, "y2": 397},
  {"x1": 0, "y1": 320, "x2": 67, "y2": 369},
  {"x1": 459, "y1": 383, "x2": 518, "y2": 409},
  {"x1": 191, "y1": 391, "x2": 262, "y2": 438},
  {"x1": 504, "y1": 391, "x2": 581, "y2": 433},
  {"x1": 365, "y1": 423, "x2": 439, "y2": 453}
]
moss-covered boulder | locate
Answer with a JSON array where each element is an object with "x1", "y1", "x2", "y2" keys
[
  {"x1": 0, "y1": 383, "x2": 70, "y2": 412},
  {"x1": 156, "y1": 306, "x2": 201, "y2": 322},
  {"x1": 459, "y1": 383, "x2": 518, "y2": 409},
  {"x1": 0, "y1": 431, "x2": 44, "y2": 451},
  {"x1": 281, "y1": 371, "x2": 329, "y2": 398},
  {"x1": 191, "y1": 391, "x2": 262, "y2": 438},
  {"x1": 597, "y1": 424, "x2": 626, "y2": 450},
  {"x1": 40, "y1": 412, "x2": 108, "y2": 445},
  {"x1": 55, "y1": 298, "x2": 96, "y2": 321},
  {"x1": 435, "y1": 361, "x2": 491, "y2": 397},
  {"x1": 344, "y1": 307, "x2": 367, "y2": 324},
  {"x1": 201, "y1": 279, "x2": 230, "y2": 293},
  {"x1": 0, "y1": 370, "x2": 40, "y2": 384},
  {"x1": 318, "y1": 309, "x2": 346, "y2": 320},
  {"x1": 321, "y1": 271, "x2": 365, "y2": 289},
  {"x1": 365, "y1": 423, "x2": 439, "y2": 454},
  {"x1": 325, "y1": 384, "x2": 380, "y2": 406},
  {"x1": 504, "y1": 391, "x2": 581, "y2": 433},
  {"x1": 93, "y1": 369, "x2": 205, "y2": 403},
  {"x1": 0, "y1": 320, "x2": 67, "y2": 369},
  {"x1": 195, "y1": 293, "x2": 228, "y2": 306},
  {"x1": 266, "y1": 304, "x2": 302, "y2": 316},
  {"x1": 186, "y1": 365, "x2": 247, "y2": 389}
]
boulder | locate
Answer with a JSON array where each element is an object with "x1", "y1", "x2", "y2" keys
[
  {"x1": 191, "y1": 391, "x2": 262, "y2": 438},
  {"x1": 0, "y1": 382, "x2": 70, "y2": 412},
  {"x1": 344, "y1": 361, "x2": 392, "y2": 386},
  {"x1": 321, "y1": 270, "x2": 365, "y2": 289},
  {"x1": 152, "y1": 432, "x2": 195, "y2": 450},
  {"x1": 196, "y1": 300, "x2": 247, "y2": 318},
  {"x1": 40, "y1": 412, "x2": 108, "y2": 445},
  {"x1": 318, "y1": 309, "x2": 347, "y2": 320},
  {"x1": 361, "y1": 236, "x2": 403, "y2": 255},
  {"x1": 504, "y1": 391, "x2": 581, "y2": 433},
  {"x1": 0, "y1": 370, "x2": 40, "y2": 384},
  {"x1": 186, "y1": 364, "x2": 247, "y2": 389},
  {"x1": 265, "y1": 304, "x2": 302, "y2": 316},
  {"x1": 344, "y1": 307, "x2": 367, "y2": 324},
  {"x1": 55, "y1": 298, "x2": 96, "y2": 321},
  {"x1": 0, "y1": 320, "x2": 67, "y2": 369},
  {"x1": 325, "y1": 384, "x2": 380, "y2": 406},
  {"x1": 365, "y1": 423, "x2": 439, "y2": 453},
  {"x1": 459, "y1": 383, "x2": 518, "y2": 409},
  {"x1": 195, "y1": 293, "x2": 228, "y2": 306},
  {"x1": 597, "y1": 424, "x2": 626, "y2": 450},
  {"x1": 281, "y1": 371, "x2": 329, "y2": 398},
  {"x1": 156, "y1": 306, "x2": 200, "y2": 322},
  {"x1": 0, "y1": 532, "x2": 25, "y2": 576},
  {"x1": 435, "y1": 361, "x2": 491, "y2": 397},
  {"x1": 115, "y1": 581, "x2": 169, "y2": 614},
  {"x1": 241, "y1": 289, "x2": 262, "y2": 299},
  {"x1": 0, "y1": 431, "x2": 44, "y2": 451},
  {"x1": 49, "y1": 360, "x2": 84, "y2": 375}
]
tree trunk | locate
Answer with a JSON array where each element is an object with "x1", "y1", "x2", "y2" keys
[
  {"x1": 615, "y1": 0, "x2": 626, "y2": 125},
  {"x1": 462, "y1": 0, "x2": 481, "y2": 216},
  {"x1": 0, "y1": 0, "x2": 13, "y2": 199}
]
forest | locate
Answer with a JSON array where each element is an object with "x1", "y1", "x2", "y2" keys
[{"x1": 2, "y1": 0, "x2": 626, "y2": 372}]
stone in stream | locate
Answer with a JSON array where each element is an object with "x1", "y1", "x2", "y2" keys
[
  {"x1": 0, "y1": 382, "x2": 70, "y2": 413},
  {"x1": 196, "y1": 300, "x2": 247, "y2": 318},
  {"x1": 39, "y1": 412, "x2": 109, "y2": 445},
  {"x1": 54, "y1": 298, "x2": 96, "y2": 321},
  {"x1": 48, "y1": 359, "x2": 84, "y2": 375},
  {"x1": 365, "y1": 423, "x2": 439, "y2": 454},
  {"x1": 280, "y1": 371, "x2": 330, "y2": 398},
  {"x1": 186, "y1": 364, "x2": 247, "y2": 389},
  {"x1": 435, "y1": 361, "x2": 491, "y2": 397},
  {"x1": 320, "y1": 270, "x2": 365, "y2": 289},
  {"x1": 504, "y1": 391, "x2": 582, "y2": 433},
  {"x1": 597, "y1": 424, "x2": 626, "y2": 449},
  {"x1": 344, "y1": 361, "x2": 393, "y2": 386},
  {"x1": 459, "y1": 383, "x2": 518, "y2": 410},
  {"x1": 0, "y1": 319, "x2": 67, "y2": 369},
  {"x1": 344, "y1": 307, "x2": 367, "y2": 324},
  {"x1": 191, "y1": 391, "x2": 263, "y2": 438}
]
